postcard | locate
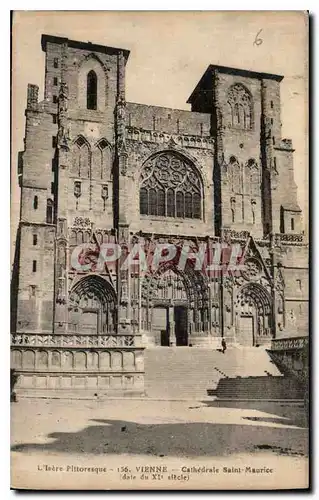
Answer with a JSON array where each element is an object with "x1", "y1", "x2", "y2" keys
[{"x1": 11, "y1": 10, "x2": 309, "y2": 490}]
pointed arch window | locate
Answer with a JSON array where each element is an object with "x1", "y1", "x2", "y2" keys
[
  {"x1": 229, "y1": 156, "x2": 242, "y2": 194},
  {"x1": 245, "y1": 158, "x2": 260, "y2": 196},
  {"x1": 96, "y1": 139, "x2": 110, "y2": 180},
  {"x1": 46, "y1": 199, "x2": 54, "y2": 224},
  {"x1": 227, "y1": 84, "x2": 253, "y2": 130},
  {"x1": 87, "y1": 70, "x2": 97, "y2": 110},
  {"x1": 139, "y1": 153, "x2": 203, "y2": 220},
  {"x1": 71, "y1": 136, "x2": 90, "y2": 178}
]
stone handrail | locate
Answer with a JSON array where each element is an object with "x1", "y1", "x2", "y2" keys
[{"x1": 270, "y1": 336, "x2": 308, "y2": 351}]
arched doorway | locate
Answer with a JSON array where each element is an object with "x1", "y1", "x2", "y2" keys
[
  {"x1": 141, "y1": 264, "x2": 209, "y2": 346},
  {"x1": 148, "y1": 268, "x2": 189, "y2": 346},
  {"x1": 235, "y1": 283, "x2": 272, "y2": 346},
  {"x1": 69, "y1": 275, "x2": 117, "y2": 334}
]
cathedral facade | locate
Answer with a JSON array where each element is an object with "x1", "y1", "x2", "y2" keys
[{"x1": 11, "y1": 35, "x2": 308, "y2": 395}]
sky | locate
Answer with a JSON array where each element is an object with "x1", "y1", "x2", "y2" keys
[{"x1": 11, "y1": 11, "x2": 308, "y2": 252}]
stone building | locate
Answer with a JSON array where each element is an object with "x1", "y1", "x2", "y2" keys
[{"x1": 11, "y1": 34, "x2": 308, "y2": 395}]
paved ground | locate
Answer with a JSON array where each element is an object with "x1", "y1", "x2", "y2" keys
[{"x1": 11, "y1": 398, "x2": 309, "y2": 490}]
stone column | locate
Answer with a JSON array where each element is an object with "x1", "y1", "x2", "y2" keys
[
  {"x1": 260, "y1": 79, "x2": 274, "y2": 236},
  {"x1": 115, "y1": 52, "x2": 132, "y2": 335},
  {"x1": 212, "y1": 69, "x2": 225, "y2": 236},
  {"x1": 54, "y1": 42, "x2": 70, "y2": 334},
  {"x1": 188, "y1": 307, "x2": 194, "y2": 335},
  {"x1": 54, "y1": 220, "x2": 68, "y2": 334},
  {"x1": 168, "y1": 306, "x2": 175, "y2": 346},
  {"x1": 269, "y1": 232, "x2": 285, "y2": 339},
  {"x1": 117, "y1": 224, "x2": 131, "y2": 334}
]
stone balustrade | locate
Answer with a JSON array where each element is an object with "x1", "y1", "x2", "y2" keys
[
  {"x1": 275, "y1": 233, "x2": 304, "y2": 243},
  {"x1": 270, "y1": 336, "x2": 308, "y2": 351},
  {"x1": 126, "y1": 127, "x2": 214, "y2": 149},
  {"x1": 11, "y1": 333, "x2": 142, "y2": 349}
]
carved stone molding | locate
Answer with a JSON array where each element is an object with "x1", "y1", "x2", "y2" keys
[
  {"x1": 11, "y1": 333, "x2": 138, "y2": 348},
  {"x1": 72, "y1": 217, "x2": 92, "y2": 229},
  {"x1": 224, "y1": 229, "x2": 250, "y2": 240},
  {"x1": 126, "y1": 128, "x2": 214, "y2": 150}
]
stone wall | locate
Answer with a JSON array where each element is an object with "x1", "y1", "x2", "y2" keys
[
  {"x1": 126, "y1": 102, "x2": 211, "y2": 136},
  {"x1": 16, "y1": 223, "x2": 55, "y2": 333},
  {"x1": 11, "y1": 333, "x2": 145, "y2": 395}
]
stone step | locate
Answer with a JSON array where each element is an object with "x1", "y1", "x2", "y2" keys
[
  {"x1": 208, "y1": 376, "x2": 303, "y2": 400},
  {"x1": 144, "y1": 346, "x2": 282, "y2": 400}
]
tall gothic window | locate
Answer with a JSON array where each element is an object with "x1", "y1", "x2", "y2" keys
[
  {"x1": 245, "y1": 158, "x2": 260, "y2": 196},
  {"x1": 96, "y1": 139, "x2": 111, "y2": 180},
  {"x1": 229, "y1": 156, "x2": 242, "y2": 194},
  {"x1": 71, "y1": 136, "x2": 90, "y2": 178},
  {"x1": 227, "y1": 83, "x2": 253, "y2": 130},
  {"x1": 87, "y1": 70, "x2": 97, "y2": 110},
  {"x1": 46, "y1": 199, "x2": 53, "y2": 224},
  {"x1": 139, "y1": 152, "x2": 203, "y2": 219}
]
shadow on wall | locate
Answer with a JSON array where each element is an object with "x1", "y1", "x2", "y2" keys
[{"x1": 11, "y1": 416, "x2": 308, "y2": 457}]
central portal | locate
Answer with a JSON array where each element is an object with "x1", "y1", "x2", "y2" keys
[
  {"x1": 155, "y1": 305, "x2": 188, "y2": 346},
  {"x1": 143, "y1": 264, "x2": 210, "y2": 347}
]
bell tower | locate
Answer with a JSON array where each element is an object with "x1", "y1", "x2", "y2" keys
[{"x1": 187, "y1": 64, "x2": 302, "y2": 239}]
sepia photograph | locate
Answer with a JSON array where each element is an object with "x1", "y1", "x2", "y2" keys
[{"x1": 10, "y1": 10, "x2": 309, "y2": 490}]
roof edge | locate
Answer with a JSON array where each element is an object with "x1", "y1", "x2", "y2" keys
[
  {"x1": 41, "y1": 34, "x2": 130, "y2": 61},
  {"x1": 187, "y1": 64, "x2": 284, "y2": 103}
]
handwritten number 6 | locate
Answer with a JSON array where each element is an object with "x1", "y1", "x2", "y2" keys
[{"x1": 254, "y1": 29, "x2": 263, "y2": 47}]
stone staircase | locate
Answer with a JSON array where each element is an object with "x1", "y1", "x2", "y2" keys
[
  {"x1": 208, "y1": 375, "x2": 303, "y2": 400},
  {"x1": 144, "y1": 346, "x2": 283, "y2": 400}
]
